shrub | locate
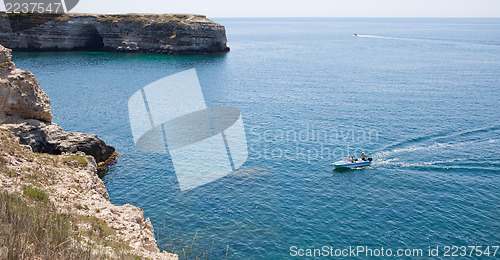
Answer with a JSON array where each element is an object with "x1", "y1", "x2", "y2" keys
[
  {"x1": 23, "y1": 186, "x2": 48, "y2": 201},
  {"x1": 62, "y1": 154, "x2": 88, "y2": 167},
  {"x1": 0, "y1": 192, "x2": 85, "y2": 259}
]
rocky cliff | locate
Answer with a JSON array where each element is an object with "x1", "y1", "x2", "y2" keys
[
  {"x1": 0, "y1": 45, "x2": 177, "y2": 259},
  {"x1": 0, "y1": 12, "x2": 229, "y2": 55},
  {"x1": 0, "y1": 44, "x2": 114, "y2": 163},
  {"x1": 0, "y1": 132, "x2": 177, "y2": 259}
]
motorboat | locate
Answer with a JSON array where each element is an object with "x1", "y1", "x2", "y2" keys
[{"x1": 334, "y1": 158, "x2": 372, "y2": 169}]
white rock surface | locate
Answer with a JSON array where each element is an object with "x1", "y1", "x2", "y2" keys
[
  {"x1": 0, "y1": 132, "x2": 177, "y2": 259},
  {"x1": 0, "y1": 45, "x2": 52, "y2": 122}
]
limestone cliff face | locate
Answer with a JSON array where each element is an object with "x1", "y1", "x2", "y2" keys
[
  {"x1": 0, "y1": 132, "x2": 177, "y2": 259},
  {"x1": 0, "y1": 45, "x2": 114, "y2": 163},
  {"x1": 0, "y1": 44, "x2": 177, "y2": 259},
  {"x1": 0, "y1": 13, "x2": 229, "y2": 54},
  {"x1": 0, "y1": 45, "x2": 51, "y2": 122},
  {"x1": 5, "y1": 119, "x2": 116, "y2": 163}
]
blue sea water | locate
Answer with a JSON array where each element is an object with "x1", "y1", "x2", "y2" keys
[{"x1": 12, "y1": 18, "x2": 500, "y2": 259}]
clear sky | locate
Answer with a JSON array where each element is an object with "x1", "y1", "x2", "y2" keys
[
  {"x1": 2, "y1": 0, "x2": 500, "y2": 17},
  {"x1": 68, "y1": 0, "x2": 500, "y2": 17}
]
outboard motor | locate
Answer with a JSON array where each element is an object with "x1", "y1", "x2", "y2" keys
[{"x1": 368, "y1": 157, "x2": 373, "y2": 162}]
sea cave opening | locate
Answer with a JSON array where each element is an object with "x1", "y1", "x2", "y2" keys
[{"x1": 82, "y1": 24, "x2": 104, "y2": 51}]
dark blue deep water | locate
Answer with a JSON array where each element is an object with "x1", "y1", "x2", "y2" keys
[{"x1": 13, "y1": 18, "x2": 500, "y2": 259}]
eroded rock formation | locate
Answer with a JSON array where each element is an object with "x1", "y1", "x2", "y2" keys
[
  {"x1": 0, "y1": 44, "x2": 177, "y2": 259},
  {"x1": 0, "y1": 44, "x2": 51, "y2": 122},
  {"x1": 0, "y1": 45, "x2": 114, "y2": 163},
  {"x1": 0, "y1": 13, "x2": 229, "y2": 54},
  {"x1": 4, "y1": 119, "x2": 115, "y2": 163},
  {"x1": 0, "y1": 131, "x2": 177, "y2": 259}
]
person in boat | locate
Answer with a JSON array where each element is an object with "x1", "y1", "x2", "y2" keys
[{"x1": 360, "y1": 152, "x2": 367, "y2": 161}]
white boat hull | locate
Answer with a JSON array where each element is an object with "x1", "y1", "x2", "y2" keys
[{"x1": 334, "y1": 160, "x2": 371, "y2": 169}]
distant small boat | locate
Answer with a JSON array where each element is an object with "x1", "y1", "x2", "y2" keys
[
  {"x1": 353, "y1": 33, "x2": 358, "y2": 37},
  {"x1": 334, "y1": 158, "x2": 372, "y2": 169}
]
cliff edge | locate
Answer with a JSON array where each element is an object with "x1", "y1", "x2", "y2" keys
[
  {"x1": 0, "y1": 45, "x2": 176, "y2": 258},
  {"x1": 0, "y1": 12, "x2": 229, "y2": 55},
  {"x1": 0, "y1": 44, "x2": 115, "y2": 164},
  {"x1": 0, "y1": 132, "x2": 177, "y2": 259}
]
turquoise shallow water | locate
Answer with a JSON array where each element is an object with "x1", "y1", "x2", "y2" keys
[{"x1": 12, "y1": 18, "x2": 500, "y2": 259}]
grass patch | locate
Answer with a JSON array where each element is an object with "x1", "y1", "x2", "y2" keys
[
  {"x1": 0, "y1": 130, "x2": 22, "y2": 155},
  {"x1": 23, "y1": 186, "x2": 48, "y2": 202},
  {"x1": 0, "y1": 131, "x2": 20, "y2": 178},
  {"x1": 61, "y1": 154, "x2": 88, "y2": 167},
  {"x1": 0, "y1": 61, "x2": 13, "y2": 68},
  {"x1": 0, "y1": 130, "x2": 145, "y2": 259},
  {"x1": 0, "y1": 192, "x2": 89, "y2": 259},
  {"x1": 5, "y1": 13, "x2": 70, "y2": 32},
  {"x1": 0, "y1": 154, "x2": 6, "y2": 167},
  {"x1": 77, "y1": 214, "x2": 135, "y2": 253},
  {"x1": 0, "y1": 151, "x2": 16, "y2": 178},
  {"x1": 97, "y1": 13, "x2": 198, "y2": 28},
  {"x1": 0, "y1": 192, "x2": 141, "y2": 259},
  {"x1": 96, "y1": 14, "x2": 151, "y2": 23},
  {"x1": 78, "y1": 215, "x2": 117, "y2": 239}
]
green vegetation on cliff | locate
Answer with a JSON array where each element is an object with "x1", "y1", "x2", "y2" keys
[
  {"x1": 3, "y1": 13, "x2": 70, "y2": 31},
  {"x1": 0, "y1": 129, "x2": 141, "y2": 259},
  {"x1": 0, "y1": 191, "x2": 81, "y2": 259},
  {"x1": 0, "y1": 191, "x2": 142, "y2": 259},
  {"x1": 0, "y1": 12, "x2": 228, "y2": 54},
  {"x1": 96, "y1": 13, "x2": 198, "y2": 24}
]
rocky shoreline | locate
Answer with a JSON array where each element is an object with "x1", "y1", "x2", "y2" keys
[
  {"x1": 0, "y1": 45, "x2": 177, "y2": 259},
  {"x1": 0, "y1": 12, "x2": 229, "y2": 55},
  {"x1": 0, "y1": 44, "x2": 115, "y2": 164}
]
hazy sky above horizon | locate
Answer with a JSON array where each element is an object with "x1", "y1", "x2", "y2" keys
[
  {"x1": 69, "y1": 0, "x2": 499, "y2": 18},
  {"x1": 1, "y1": 0, "x2": 499, "y2": 17}
]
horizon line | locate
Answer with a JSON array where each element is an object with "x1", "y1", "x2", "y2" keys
[
  {"x1": 209, "y1": 16, "x2": 500, "y2": 19},
  {"x1": 1, "y1": 11, "x2": 499, "y2": 19},
  {"x1": 2, "y1": 11, "x2": 500, "y2": 19}
]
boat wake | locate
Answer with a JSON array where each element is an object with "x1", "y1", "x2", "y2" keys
[
  {"x1": 353, "y1": 34, "x2": 500, "y2": 48},
  {"x1": 354, "y1": 34, "x2": 397, "y2": 39},
  {"x1": 373, "y1": 125, "x2": 500, "y2": 171}
]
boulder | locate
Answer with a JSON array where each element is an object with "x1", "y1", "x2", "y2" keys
[
  {"x1": 0, "y1": 13, "x2": 229, "y2": 55},
  {"x1": 0, "y1": 45, "x2": 52, "y2": 122},
  {"x1": 0, "y1": 44, "x2": 115, "y2": 163},
  {"x1": 1, "y1": 119, "x2": 115, "y2": 163}
]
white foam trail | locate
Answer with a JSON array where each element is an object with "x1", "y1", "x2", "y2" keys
[
  {"x1": 371, "y1": 124, "x2": 500, "y2": 169},
  {"x1": 374, "y1": 140, "x2": 497, "y2": 167},
  {"x1": 374, "y1": 142, "x2": 457, "y2": 159},
  {"x1": 377, "y1": 157, "x2": 472, "y2": 168},
  {"x1": 354, "y1": 34, "x2": 499, "y2": 48},
  {"x1": 355, "y1": 35, "x2": 396, "y2": 39}
]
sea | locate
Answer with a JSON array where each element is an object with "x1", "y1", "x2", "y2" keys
[{"x1": 12, "y1": 18, "x2": 500, "y2": 259}]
